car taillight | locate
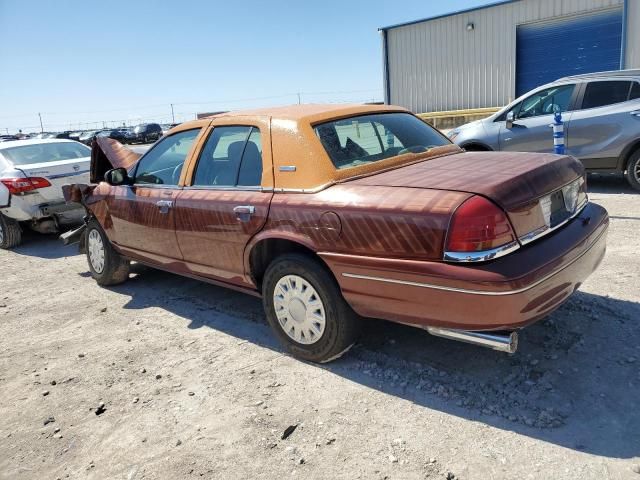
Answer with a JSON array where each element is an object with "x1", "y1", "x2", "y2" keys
[
  {"x1": 445, "y1": 196, "x2": 518, "y2": 261},
  {"x1": 1, "y1": 177, "x2": 51, "y2": 194}
]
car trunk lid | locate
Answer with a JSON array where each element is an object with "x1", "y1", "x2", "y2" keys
[
  {"x1": 15, "y1": 157, "x2": 91, "y2": 202},
  {"x1": 346, "y1": 151, "x2": 587, "y2": 239}
]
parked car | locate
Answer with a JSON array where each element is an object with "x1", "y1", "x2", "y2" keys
[
  {"x1": 68, "y1": 131, "x2": 84, "y2": 142},
  {"x1": 79, "y1": 130, "x2": 102, "y2": 145},
  {"x1": 0, "y1": 139, "x2": 91, "y2": 248},
  {"x1": 131, "y1": 123, "x2": 162, "y2": 144},
  {"x1": 63, "y1": 104, "x2": 608, "y2": 362},
  {"x1": 449, "y1": 69, "x2": 640, "y2": 190},
  {"x1": 108, "y1": 128, "x2": 135, "y2": 143}
]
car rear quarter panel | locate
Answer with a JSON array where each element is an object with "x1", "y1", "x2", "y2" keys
[{"x1": 251, "y1": 184, "x2": 471, "y2": 261}]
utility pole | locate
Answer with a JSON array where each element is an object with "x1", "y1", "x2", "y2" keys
[
  {"x1": 38, "y1": 113, "x2": 44, "y2": 133},
  {"x1": 297, "y1": 93, "x2": 302, "y2": 104},
  {"x1": 170, "y1": 103, "x2": 175, "y2": 123}
]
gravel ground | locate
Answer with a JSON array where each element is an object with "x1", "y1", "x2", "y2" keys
[{"x1": 0, "y1": 174, "x2": 639, "y2": 480}]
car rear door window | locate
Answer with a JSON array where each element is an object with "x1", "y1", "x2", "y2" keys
[
  {"x1": 237, "y1": 128, "x2": 263, "y2": 187},
  {"x1": 134, "y1": 129, "x2": 200, "y2": 185},
  {"x1": 193, "y1": 126, "x2": 263, "y2": 187},
  {"x1": 630, "y1": 82, "x2": 640, "y2": 101},
  {"x1": 582, "y1": 81, "x2": 633, "y2": 109},
  {"x1": 517, "y1": 84, "x2": 575, "y2": 119}
]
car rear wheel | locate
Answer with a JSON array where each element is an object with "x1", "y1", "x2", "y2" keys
[
  {"x1": 262, "y1": 254, "x2": 361, "y2": 363},
  {"x1": 0, "y1": 213, "x2": 22, "y2": 249},
  {"x1": 86, "y1": 219, "x2": 130, "y2": 286},
  {"x1": 626, "y1": 150, "x2": 640, "y2": 191}
]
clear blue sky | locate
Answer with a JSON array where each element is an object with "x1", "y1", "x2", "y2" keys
[{"x1": 0, "y1": 0, "x2": 490, "y2": 133}]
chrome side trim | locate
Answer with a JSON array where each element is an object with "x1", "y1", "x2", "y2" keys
[
  {"x1": 279, "y1": 166, "x2": 296, "y2": 172},
  {"x1": 340, "y1": 225, "x2": 606, "y2": 297},
  {"x1": 519, "y1": 198, "x2": 589, "y2": 246},
  {"x1": 443, "y1": 241, "x2": 519, "y2": 263},
  {"x1": 182, "y1": 185, "x2": 272, "y2": 192}
]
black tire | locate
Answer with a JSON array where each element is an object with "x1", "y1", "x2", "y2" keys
[
  {"x1": 262, "y1": 253, "x2": 361, "y2": 363},
  {"x1": 0, "y1": 213, "x2": 22, "y2": 249},
  {"x1": 626, "y1": 150, "x2": 640, "y2": 191},
  {"x1": 85, "y1": 219, "x2": 130, "y2": 286}
]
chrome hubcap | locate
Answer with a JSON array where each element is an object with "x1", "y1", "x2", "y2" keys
[
  {"x1": 273, "y1": 274, "x2": 326, "y2": 345},
  {"x1": 634, "y1": 159, "x2": 640, "y2": 183},
  {"x1": 87, "y1": 229, "x2": 105, "y2": 274},
  {"x1": 0, "y1": 220, "x2": 4, "y2": 244}
]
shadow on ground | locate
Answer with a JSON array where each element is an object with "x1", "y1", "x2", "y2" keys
[
  {"x1": 587, "y1": 172, "x2": 638, "y2": 195},
  {"x1": 10, "y1": 231, "x2": 80, "y2": 259},
  {"x1": 107, "y1": 263, "x2": 640, "y2": 460}
]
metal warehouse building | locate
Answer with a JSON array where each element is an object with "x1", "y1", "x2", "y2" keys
[{"x1": 380, "y1": 0, "x2": 640, "y2": 113}]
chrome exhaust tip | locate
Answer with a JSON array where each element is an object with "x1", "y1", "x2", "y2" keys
[{"x1": 426, "y1": 327, "x2": 518, "y2": 354}]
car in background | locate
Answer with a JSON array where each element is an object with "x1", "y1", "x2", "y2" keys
[
  {"x1": 99, "y1": 128, "x2": 135, "y2": 144},
  {"x1": 68, "y1": 131, "x2": 84, "y2": 142},
  {"x1": 0, "y1": 135, "x2": 20, "y2": 143},
  {"x1": 0, "y1": 139, "x2": 91, "y2": 248},
  {"x1": 448, "y1": 69, "x2": 640, "y2": 190},
  {"x1": 79, "y1": 130, "x2": 101, "y2": 145},
  {"x1": 131, "y1": 123, "x2": 162, "y2": 144},
  {"x1": 65, "y1": 104, "x2": 607, "y2": 363},
  {"x1": 33, "y1": 132, "x2": 57, "y2": 140}
]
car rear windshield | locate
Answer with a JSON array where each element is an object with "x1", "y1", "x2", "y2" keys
[
  {"x1": 314, "y1": 113, "x2": 449, "y2": 169},
  {"x1": 1, "y1": 142, "x2": 91, "y2": 166}
]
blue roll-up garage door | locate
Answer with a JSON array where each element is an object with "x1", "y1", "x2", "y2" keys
[{"x1": 516, "y1": 9, "x2": 623, "y2": 96}]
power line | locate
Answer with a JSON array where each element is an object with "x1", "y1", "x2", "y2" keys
[{"x1": 0, "y1": 89, "x2": 382, "y2": 120}]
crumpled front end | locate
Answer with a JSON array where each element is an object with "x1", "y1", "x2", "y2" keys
[{"x1": 60, "y1": 137, "x2": 141, "y2": 247}]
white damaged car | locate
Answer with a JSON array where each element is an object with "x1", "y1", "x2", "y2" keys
[{"x1": 0, "y1": 139, "x2": 91, "y2": 248}]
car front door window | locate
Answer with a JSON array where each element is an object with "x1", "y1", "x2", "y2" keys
[
  {"x1": 517, "y1": 84, "x2": 575, "y2": 119},
  {"x1": 134, "y1": 129, "x2": 200, "y2": 185}
]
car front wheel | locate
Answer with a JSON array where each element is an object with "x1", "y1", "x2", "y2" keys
[
  {"x1": 86, "y1": 219, "x2": 130, "y2": 286},
  {"x1": 0, "y1": 213, "x2": 22, "y2": 249},
  {"x1": 626, "y1": 150, "x2": 640, "y2": 191},
  {"x1": 262, "y1": 254, "x2": 361, "y2": 363}
]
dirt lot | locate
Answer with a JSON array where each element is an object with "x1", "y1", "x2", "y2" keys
[{"x1": 1, "y1": 175, "x2": 639, "y2": 480}]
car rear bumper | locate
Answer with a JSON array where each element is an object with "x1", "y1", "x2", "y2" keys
[
  {"x1": 320, "y1": 202, "x2": 608, "y2": 331},
  {"x1": 1, "y1": 196, "x2": 85, "y2": 224}
]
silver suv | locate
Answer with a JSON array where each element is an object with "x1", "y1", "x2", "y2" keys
[{"x1": 449, "y1": 70, "x2": 640, "y2": 190}]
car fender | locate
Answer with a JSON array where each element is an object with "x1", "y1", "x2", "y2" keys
[
  {"x1": 617, "y1": 137, "x2": 640, "y2": 171},
  {"x1": 459, "y1": 140, "x2": 495, "y2": 151},
  {"x1": 243, "y1": 228, "x2": 319, "y2": 280},
  {"x1": 0, "y1": 182, "x2": 9, "y2": 208}
]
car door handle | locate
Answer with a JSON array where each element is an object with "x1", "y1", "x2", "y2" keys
[
  {"x1": 233, "y1": 205, "x2": 255, "y2": 222},
  {"x1": 631, "y1": 110, "x2": 640, "y2": 117},
  {"x1": 156, "y1": 200, "x2": 173, "y2": 214}
]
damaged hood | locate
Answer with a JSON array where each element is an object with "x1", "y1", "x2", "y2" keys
[
  {"x1": 90, "y1": 136, "x2": 141, "y2": 183},
  {"x1": 63, "y1": 137, "x2": 142, "y2": 205}
]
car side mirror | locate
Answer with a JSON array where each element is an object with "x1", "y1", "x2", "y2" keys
[
  {"x1": 506, "y1": 111, "x2": 515, "y2": 129},
  {"x1": 104, "y1": 167, "x2": 130, "y2": 186}
]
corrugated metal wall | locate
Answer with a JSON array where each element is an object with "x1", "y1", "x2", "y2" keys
[
  {"x1": 385, "y1": 0, "x2": 639, "y2": 113},
  {"x1": 627, "y1": 0, "x2": 640, "y2": 68}
]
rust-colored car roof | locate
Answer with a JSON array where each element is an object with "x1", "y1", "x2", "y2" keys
[
  {"x1": 184, "y1": 104, "x2": 461, "y2": 191},
  {"x1": 200, "y1": 103, "x2": 411, "y2": 123}
]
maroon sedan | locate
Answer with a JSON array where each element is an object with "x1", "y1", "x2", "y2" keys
[{"x1": 63, "y1": 104, "x2": 608, "y2": 363}]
